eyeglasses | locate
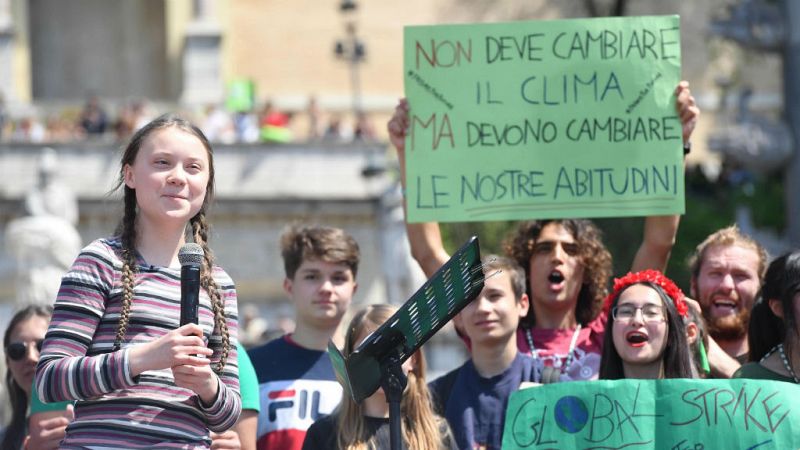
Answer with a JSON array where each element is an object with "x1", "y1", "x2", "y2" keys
[
  {"x1": 611, "y1": 304, "x2": 665, "y2": 322},
  {"x1": 5, "y1": 339, "x2": 44, "y2": 361}
]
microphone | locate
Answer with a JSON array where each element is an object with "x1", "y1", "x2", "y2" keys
[{"x1": 179, "y1": 243, "x2": 203, "y2": 326}]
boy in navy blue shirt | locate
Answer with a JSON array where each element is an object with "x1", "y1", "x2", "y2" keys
[
  {"x1": 249, "y1": 225, "x2": 360, "y2": 450},
  {"x1": 429, "y1": 256, "x2": 533, "y2": 450}
]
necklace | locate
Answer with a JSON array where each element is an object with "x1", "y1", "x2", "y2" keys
[
  {"x1": 525, "y1": 324, "x2": 582, "y2": 372},
  {"x1": 778, "y1": 344, "x2": 800, "y2": 384},
  {"x1": 761, "y1": 344, "x2": 800, "y2": 384}
]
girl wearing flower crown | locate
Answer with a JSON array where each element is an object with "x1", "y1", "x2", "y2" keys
[{"x1": 599, "y1": 270, "x2": 694, "y2": 379}]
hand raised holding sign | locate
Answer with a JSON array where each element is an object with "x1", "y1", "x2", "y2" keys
[
  {"x1": 630, "y1": 80, "x2": 698, "y2": 273},
  {"x1": 676, "y1": 81, "x2": 699, "y2": 144},
  {"x1": 388, "y1": 97, "x2": 452, "y2": 279},
  {"x1": 387, "y1": 98, "x2": 410, "y2": 154}
]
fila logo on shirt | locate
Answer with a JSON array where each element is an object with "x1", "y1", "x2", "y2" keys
[{"x1": 268, "y1": 388, "x2": 324, "y2": 422}]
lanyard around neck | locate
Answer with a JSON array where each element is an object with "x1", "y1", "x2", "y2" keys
[{"x1": 525, "y1": 323, "x2": 582, "y2": 371}]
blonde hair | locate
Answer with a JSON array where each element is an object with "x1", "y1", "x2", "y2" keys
[
  {"x1": 688, "y1": 225, "x2": 768, "y2": 281},
  {"x1": 336, "y1": 304, "x2": 445, "y2": 450}
]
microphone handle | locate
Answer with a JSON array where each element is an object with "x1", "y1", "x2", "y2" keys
[{"x1": 180, "y1": 265, "x2": 201, "y2": 326}]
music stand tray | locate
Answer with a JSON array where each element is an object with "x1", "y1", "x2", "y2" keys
[{"x1": 328, "y1": 235, "x2": 484, "y2": 403}]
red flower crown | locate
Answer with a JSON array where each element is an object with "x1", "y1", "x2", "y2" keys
[{"x1": 603, "y1": 269, "x2": 688, "y2": 318}]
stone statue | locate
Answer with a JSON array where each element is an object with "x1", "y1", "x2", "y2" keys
[
  {"x1": 5, "y1": 148, "x2": 82, "y2": 306},
  {"x1": 24, "y1": 148, "x2": 79, "y2": 225}
]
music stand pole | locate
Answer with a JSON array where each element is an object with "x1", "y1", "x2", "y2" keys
[{"x1": 380, "y1": 349, "x2": 407, "y2": 450}]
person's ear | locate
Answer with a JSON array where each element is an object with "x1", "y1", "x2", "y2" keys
[
  {"x1": 123, "y1": 164, "x2": 135, "y2": 189},
  {"x1": 283, "y1": 277, "x2": 293, "y2": 297},
  {"x1": 686, "y1": 321, "x2": 699, "y2": 345},
  {"x1": 518, "y1": 293, "x2": 530, "y2": 318},
  {"x1": 768, "y1": 298, "x2": 784, "y2": 319},
  {"x1": 453, "y1": 312, "x2": 464, "y2": 329},
  {"x1": 689, "y1": 276, "x2": 698, "y2": 299}
]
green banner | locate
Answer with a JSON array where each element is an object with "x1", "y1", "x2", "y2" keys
[
  {"x1": 403, "y1": 16, "x2": 684, "y2": 223},
  {"x1": 226, "y1": 79, "x2": 255, "y2": 112},
  {"x1": 503, "y1": 379, "x2": 800, "y2": 449}
]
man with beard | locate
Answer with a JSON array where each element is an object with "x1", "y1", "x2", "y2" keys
[{"x1": 689, "y1": 225, "x2": 768, "y2": 375}]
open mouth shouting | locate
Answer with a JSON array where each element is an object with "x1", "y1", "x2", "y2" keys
[
  {"x1": 625, "y1": 331, "x2": 649, "y2": 348},
  {"x1": 547, "y1": 270, "x2": 565, "y2": 290},
  {"x1": 710, "y1": 298, "x2": 738, "y2": 317}
]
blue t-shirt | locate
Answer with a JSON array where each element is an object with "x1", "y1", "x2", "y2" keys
[
  {"x1": 429, "y1": 353, "x2": 534, "y2": 450},
  {"x1": 248, "y1": 335, "x2": 342, "y2": 450}
]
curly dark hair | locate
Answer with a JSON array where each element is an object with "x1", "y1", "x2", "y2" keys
[{"x1": 504, "y1": 219, "x2": 612, "y2": 327}]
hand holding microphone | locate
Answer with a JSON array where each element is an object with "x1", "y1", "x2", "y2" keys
[
  {"x1": 129, "y1": 244, "x2": 215, "y2": 383},
  {"x1": 174, "y1": 243, "x2": 219, "y2": 403},
  {"x1": 178, "y1": 243, "x2": 207, "y2": 361},
  {"x1": 179, "y1": 243, "x2": 203, "y2": 326}
]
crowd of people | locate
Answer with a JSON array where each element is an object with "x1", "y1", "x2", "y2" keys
[
  {"x1": 0, "y1": 78, "x2": 797, "y2": 450},
  {"x1": 0, "y1": 93, "x2": 377, "y2": 146}
]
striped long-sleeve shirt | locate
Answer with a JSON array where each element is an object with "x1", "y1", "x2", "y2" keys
[{"x1": 35, "y1": 237, "x2": 242, "y2": 449}]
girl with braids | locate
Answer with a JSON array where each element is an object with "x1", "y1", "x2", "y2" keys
[
  {"x1": 302, "y1": 304, "x2": 456, "y2": 450},
  {"x1": 599, "y1": 270, "x2": 694, "y2": 379},
  {"x1": 34, "y1": 114, "x2": 241, "y2": 448}
]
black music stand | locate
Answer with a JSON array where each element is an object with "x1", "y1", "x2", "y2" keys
[{"x1": 328, "y1": 236, "x2": 484, "y2": 450}]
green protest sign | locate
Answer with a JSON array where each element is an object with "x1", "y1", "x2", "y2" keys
[
  {"x1": 503, "y1": 379, "x2": 800, "y2": 449},
  {"x1": 403, "y1": 16, "x2": 684, "y2": 223}
]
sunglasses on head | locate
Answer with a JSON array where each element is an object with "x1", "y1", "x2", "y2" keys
[{"x1": 5, "y1": 339, "x2": 44, "y2": 361}]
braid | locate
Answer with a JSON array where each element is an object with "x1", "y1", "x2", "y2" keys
[
  {"x1": 114, "y1": 188, "x2": 138, "y2": 351},
  {"x1": 192, "y1": 213, "x2": 230, "y2": 373}
]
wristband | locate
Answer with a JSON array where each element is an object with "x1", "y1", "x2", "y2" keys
[{"x1": 698, "y1": 339, "x2": 711, "y2": 375}]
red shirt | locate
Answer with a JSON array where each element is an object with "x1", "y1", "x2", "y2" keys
[{"x1": 516, "y1": 311, "x2": 607, "y2": 381}]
